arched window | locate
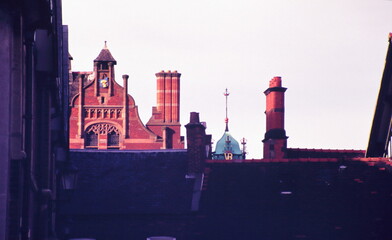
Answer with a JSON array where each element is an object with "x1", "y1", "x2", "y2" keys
[{"x1": 85, "y1": 123, "x2": 121, "y2": 149}]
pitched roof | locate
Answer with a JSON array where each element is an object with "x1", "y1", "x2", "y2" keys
[
  {"x1": 61, "y1": 150, "x2": 193, "y2": 215},
  {"x1": 94, "y1": 42, "x2": 117, "y2": 63},
  {"x1": 61, "y1": 159, "x2": 392, "y2": 240}
]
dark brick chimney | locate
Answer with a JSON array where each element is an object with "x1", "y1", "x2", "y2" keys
[{"x1": 185, "y1": 112, "x2": 207, "y2": 174}]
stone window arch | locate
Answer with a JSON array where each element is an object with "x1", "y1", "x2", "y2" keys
[{"x1": 85, "y1": 123, "x2": 121, "y2": 149}]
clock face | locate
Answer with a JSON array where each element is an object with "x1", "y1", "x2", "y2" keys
[{"x1": 100, "y1": 77, "x2": 109, "y2": 88}]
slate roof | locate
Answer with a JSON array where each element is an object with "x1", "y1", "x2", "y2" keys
[
  {"x1": 68, "y1": 71, "x2": 93, "y2": 103},
  {"x1": 197, "y1": 160, "x2": 392, "y2": 240},
  {"x1": 94, "y1": 47, "x2": 117, "y2": 63},
  {"x1": 286, "y1": 148, "x2": 365, "y2": 158},
  {"x1": 60, "y1": 158, "x2": 392, "y2": 240},
  {"x1": 60, "y1": 150, "x2": 193, "y2": 215}
]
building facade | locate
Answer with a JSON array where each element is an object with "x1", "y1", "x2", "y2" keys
[
  {"x1": 69, "y1": 44, "x2": 184, "y2": 150},
  {"x1": 0, "y1": 0, "x2": 70, "y2": 239}
]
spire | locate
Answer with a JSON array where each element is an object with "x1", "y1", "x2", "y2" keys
[
  {"x1": 224, "y1": 88, "x2": 230, "y2": 132},
  {"x1": 212, "y1": 88, "x2": 242, "y2": 160},
  {"x1": 94, "y1": 41, "x2": 117, "y2": 64}
]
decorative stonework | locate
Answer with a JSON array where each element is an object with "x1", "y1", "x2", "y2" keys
[
  {"x1": 85, "y1": 123, "x2": 120, "y2": 135},
  {"x1": 84, "y1": 108, "x2": 122, "y2": 119}
]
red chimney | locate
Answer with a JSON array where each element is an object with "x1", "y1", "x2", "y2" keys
[
  {"x1": 155, "y1": 70, "x2": 181, "y2": 123},
  {"x1": 147, "y1": 70, "x2": 183, "y2": 149},
  {"x1": 156, "y1": 71, "x2": 165, "y2": 116},
  {"x1": 263, "y1": 76, "x2": 288, "y2": 159},
  {"x1": 164, "y1": 71, "x2": 172, "y2": 122},
  {"x1": 171, "y1": 71, "x2": 180, "y2": 122}
]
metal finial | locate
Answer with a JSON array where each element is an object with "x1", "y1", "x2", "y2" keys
[
  {"x1": 104, "y1": 41, "x2": 107, "y2": 49},
  {"x1": 224, "y1": 88, "x2": 230, "y2": 132},
  {"x1": 241, "y1": 138, "x2": 247, "y2": 159}
]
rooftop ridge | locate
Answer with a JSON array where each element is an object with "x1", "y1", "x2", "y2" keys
[{"x1": 287, "y1": 148, "x2": 365, "y2": 153}]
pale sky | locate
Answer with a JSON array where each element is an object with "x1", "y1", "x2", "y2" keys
[{"x1": 63, "y1": 0, "x2": 392, "y2": 158}]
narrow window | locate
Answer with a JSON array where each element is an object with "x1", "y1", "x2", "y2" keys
[
  {"x1": 269, "y1": 144, "x2": 275, "y2": 150},
  {"x1": 101, "y1": 63, "x2": 108, "y2": 70},
  {"x1": 108, "y1": 131, "x2": 119, "y2": 148},
  {"x1": 85, "y1": 132, "x2": 98, "y2": 148}
]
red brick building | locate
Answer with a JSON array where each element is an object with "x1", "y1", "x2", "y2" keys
[{"x1": 69, "y1": 43, "x2": 184, "y2": 149}]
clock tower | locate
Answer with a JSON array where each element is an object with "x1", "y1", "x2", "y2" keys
[{"x1": 93, "y1": 41, "x2": 117, "y2": 99}]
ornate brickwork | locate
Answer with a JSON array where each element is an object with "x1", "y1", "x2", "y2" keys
[
  {"x1": 85, "y1": 123, "x2": 120, "y2": 135},
  {"x1": 84, "y1": 108, "x2": 122, "y2": 119},
  {"x1": 69, "y1": 44, "x2": 184, "y2": 150}
]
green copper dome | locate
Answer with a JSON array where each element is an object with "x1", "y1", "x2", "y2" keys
[
  {"x1": 212, "y1": 130, "x2": 243, "y2": 160},
  {"x1": 212, "y1": 88, "x2": 244, "y2": 160}
]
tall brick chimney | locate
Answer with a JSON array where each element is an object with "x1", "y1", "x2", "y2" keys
[
  {"x1": 185, "y1": 112, "x2": 207, "y2": 174},
  {"x1": 263, "y1": 76, "x2": 288, "y2": 159},
  {"x1": 146, "y1": 70, "x2": 183, "y2": 149},
  {"x1": 155, "y1": 70, "x2": 180, "y2": 123}
]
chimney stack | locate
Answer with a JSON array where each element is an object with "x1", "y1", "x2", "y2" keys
[
  {"x1": 263, "y1": 76, "x2": 288, "y2": 159},
  {"x1": 147, "y1": 70, "x2": 184, "y2": 149},
  {"x1": 185, "y1": 112, "x2": 207, "y2": 174},
  {"x1": 155, "y1": 70, "x2": 181, "y2": 123},
  {"x1": 122, "y1": 74, "x2": 129, "y2": 138}
]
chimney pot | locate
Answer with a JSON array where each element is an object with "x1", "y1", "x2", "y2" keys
[
  {"x1": 269, "y1": 76, "x2": 282, "y2": 87},
  {"x1": 190, "y1": 112, "x2": 200, "y2": 124}
]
